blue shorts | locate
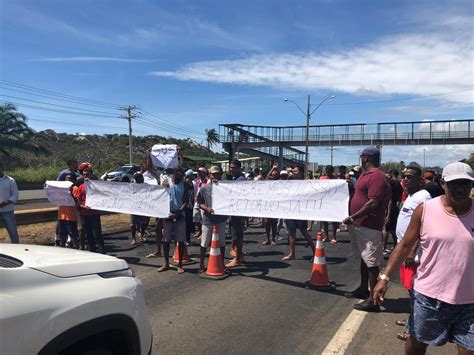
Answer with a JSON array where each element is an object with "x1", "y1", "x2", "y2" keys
[{"x1": 408, "y1": 290, "x2": 474, "y2": 351}]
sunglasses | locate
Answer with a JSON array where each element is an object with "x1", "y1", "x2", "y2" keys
[
  {"x1": 210, "y1": 172, "x2": 221, "y2": 176},
  {"x1": 402, "y1": 174, "x2": 417, "y2": 180}
]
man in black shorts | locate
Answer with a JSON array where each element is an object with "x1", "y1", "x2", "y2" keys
[{"x1": 226, "y1": 159, "x2": 246, "y2": 268}]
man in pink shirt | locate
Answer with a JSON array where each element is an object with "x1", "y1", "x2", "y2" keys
[
  {"x1": 373, "y1": 162, "x2": 474, "y2": 354},
  {"x1": 342, "y1": 146, "x2": 388, "y2": 312}
]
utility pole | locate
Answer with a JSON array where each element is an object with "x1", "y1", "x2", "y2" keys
[
  {"x1": 423, "y1": 148, "x2": 426, "y2": 168},
  {"x1": 329, "y1": 145, "x2": 334, "y2": 166},
  {"x1": 120, "y1": 105, "x2": 138, "y2": 165}
]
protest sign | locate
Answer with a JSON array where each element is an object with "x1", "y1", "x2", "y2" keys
[
  {"x1": 211, "y1": 179, "x2": 349, "y2": 222},
  {"x1": 150, "y1": 144, "x2": 179, "y2": 169},
  {"x1": 44, "y1": 181, "x2": 75, "y2": 206},
  {"x1": 85, "y1": 180, "x2": 170, "y2": 217}
]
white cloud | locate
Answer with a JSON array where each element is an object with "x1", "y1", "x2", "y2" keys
[
  {"x1": 150, "y1": 30, "x2": 473, "y2": 104},
  {"x1": 29, "y1": 57, "x2": 155, "y2": 63}
]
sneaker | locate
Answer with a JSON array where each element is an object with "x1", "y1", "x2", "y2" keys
[
  {"x1": 353, "y1": 299, "x2": 380, "y2": 312},
  {"x1": 344, "y1": 288, "x2": 370, "y2": 299}
]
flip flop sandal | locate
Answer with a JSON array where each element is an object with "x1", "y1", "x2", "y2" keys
[
  {"x1": 157, "y1": 266, "x2": 169, "y2": 272},
  {"x1": 197, "y1": 268, "x2": 206, "y2": 273},
  {"x1": 397, "y1": 332, "x2": 409, "y2": 341},
  {"x1": 146, "y1": 253, "x2": 159, "y2": 258},
  {"x1": 177, "y1": 268, "x2": 185, "y2": 274},
  {"x1": 395, "y1": 320, "x2": 406, "y2": 326},
  {"x1": 331, "y1": 239, "x2": 338, "y2": 244}
]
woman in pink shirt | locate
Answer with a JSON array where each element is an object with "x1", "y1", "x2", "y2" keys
[{"x1": 373, "y1": 162, "x2": 474, "y2": 355}]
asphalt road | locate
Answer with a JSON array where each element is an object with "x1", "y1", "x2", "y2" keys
[{"x1": 100, "y1": 223, "x2": 455, "y2": 355}]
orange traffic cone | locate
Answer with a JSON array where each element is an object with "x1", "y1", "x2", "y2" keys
[
  {"x1": 171, "y1": 242, "x2": 195, "y2": 265},
  {"x1": 200, "y1": 225, "x2": 229, "y2": 280},
  {"x1": 305, "y1": 232, "x2": 335, "y2": 291}
]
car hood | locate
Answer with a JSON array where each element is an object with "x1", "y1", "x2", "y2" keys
[
  {"x1": 0, "y1": 244, "x2": 129, "y2": 278},
  {"x1": 106, "y1": 171, "x2": 124, "y2": 176}
]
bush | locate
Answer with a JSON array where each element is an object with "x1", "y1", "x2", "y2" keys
[{"x1": 9, "y1": 167, "x2": 61, "y2": 183}]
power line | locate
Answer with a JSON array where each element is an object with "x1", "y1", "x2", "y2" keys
[
  {"x1": 0, "y1": 80, "x2": 121, "y2": 108},
  {"x1": 0, "y1": 85, "x2": 121, "y2": 110},
  {"x1": 0, "y1": 100, "x2": 118, "y2": 118},
  {"x1": 134, "y1": 118, "x2": 206, "y2": 140},
  {"x1": 0, "y1": 94, "x2": 121, "y2": 115},
  {"x1": 139, "y1": 109, "x2": 205, "y2": 136}
]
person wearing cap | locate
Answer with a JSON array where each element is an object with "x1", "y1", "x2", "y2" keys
[
  {"x1": 0, "y1": 160, "x2": 20, "y2": 243},
  {"x1": 373, "y1": 162, "x2": 474, "y2": 354},
  {"x1": 342, "y1": 146, "x2": 388, "y2": 311},
  {"x1": 197, "y1": 166, "x2": 227, "y2": 272}
]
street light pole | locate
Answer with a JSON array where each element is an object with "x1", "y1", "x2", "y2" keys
[
  {"x1": 284, "y1": 95, "x2": 335, "y2": 173},
  {"x1": 305, "y1": 94, "x2": 311, "y2": 171}
]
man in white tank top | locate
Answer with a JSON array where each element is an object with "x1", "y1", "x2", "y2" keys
[{"x1": 373, "y1": 162, "x2": 474, "y2": 354}]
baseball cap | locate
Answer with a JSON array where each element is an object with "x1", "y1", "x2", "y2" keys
[
  {"x1": 78, "y1": 162, "x2": 93, "y2": 171},
  {"x1": 351, "y1": 166, "x2": 361, "y2": 172},
  {"x1": 441, "y1": 162, "x2": 473, "y2": 182},
  {"x1": 185, "y1": 169, "x2": 194, "y2": 177},
  {"x1": 197, "y1": 167, "x2": 208, "y2": 174},
  {"x1": 209, "y1": 166, "x2": 221, "y2": 174},
  {"x1": 280, "y1": 170, "x2": 288, "y2": 175},
  {"x1": 361, "y1": 146, "x2": 380, "y2": 156}
]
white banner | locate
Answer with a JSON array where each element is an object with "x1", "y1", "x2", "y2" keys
[
  {"x1": 44, "y1": 181, "x2": 76, "y2": 206},
  {"x1": 211, "y1": 180, "x2": 349, "y2": 222},
  {"x1": 150, "y1": 144, "x2": 179, "y2": 169},
  {"x1": 85, "y1": 180, "x2": 170, "y2": 218}
]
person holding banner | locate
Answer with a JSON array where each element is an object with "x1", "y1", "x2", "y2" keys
[
  {"x1": 226, "y1": 159, "x2": 247, "y2": 268},
  {"x1": 78, "y1": 168, "x2": 106, "y2": 254},
  {"x1": 197, "y1": 166, "x2": 227, "y2": 273},
  {"x1": 57, "y1": 173, "x2": 80, "y2": 248},
  {"x1": 158, "y1": 168, "x2": 188, "y2": 274},
  {"x1": 282, "y1": 165, "x2": 316, "y2": 261}
]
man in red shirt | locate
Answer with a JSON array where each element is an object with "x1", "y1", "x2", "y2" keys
[{"x1": 342, "y1": 146, "x2": 388, "y2": 312}]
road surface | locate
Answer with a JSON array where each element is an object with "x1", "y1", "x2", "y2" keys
[{"x1": 100, "y1": 224, "x2": 454, "y2": 355}]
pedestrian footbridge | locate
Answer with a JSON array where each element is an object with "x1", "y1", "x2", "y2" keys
[{"x1": 219, "y1": 119, "x2": 473, "y2": 165}]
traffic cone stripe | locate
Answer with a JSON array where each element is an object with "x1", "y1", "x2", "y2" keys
[
  {"x1": 210, "y1": 248, "x2": 220, "y2": 256},
  {"x1": 212, "y1": 233, "x2": 219, "y2": 241},
  {"x1": 316, "y1": 240, "x2": 324, "y2": 249},
  {"x1": 313, "y1": 256, "x2": 326, "y2": 265}
]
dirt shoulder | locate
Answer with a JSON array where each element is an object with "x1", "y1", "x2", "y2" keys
[{"x1": 0, "y1": 214, "x2": 132, "y2": 245}]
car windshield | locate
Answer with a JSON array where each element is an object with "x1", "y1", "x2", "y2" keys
[{"x1": 116, "y1": 166, "x2": 131, "y2": 172}]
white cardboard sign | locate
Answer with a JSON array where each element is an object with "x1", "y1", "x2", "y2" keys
[
  {"x1": 211, "y1": 179, "x2": 349, "y2": 222},
  {"x1": 44, "y1": 181, "x2": 76, "y2": 206},
  {"x1": 85, "y1": 180, "x2": 170, "y2": 218},
  {"x1": 150, "y1": 144, "x2": 179, "y2": 169}
]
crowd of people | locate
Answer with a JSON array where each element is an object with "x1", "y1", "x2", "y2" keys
[{"x1": 1, "y1": 146, "x2": 472, "y2": 354}]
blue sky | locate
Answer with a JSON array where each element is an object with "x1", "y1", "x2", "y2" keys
[{"x1": 1, "y1": 0, "x2": 472, "y2": 167}]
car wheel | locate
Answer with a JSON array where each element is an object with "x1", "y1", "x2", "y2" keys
[{"x1": 121, "y1": 177, "x2": 130, "y2": 182}]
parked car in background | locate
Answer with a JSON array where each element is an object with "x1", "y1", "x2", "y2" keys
[
  {"x1": 0, "y1": 244, "x2": 153, "y2": 355},
  {"x1": 101, "y1": 165, "x2": 141, "y2": 182}
]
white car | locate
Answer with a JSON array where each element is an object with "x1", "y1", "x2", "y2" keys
[{"x1": 0, "y1": 244, "x2": 152, "y2": 355}]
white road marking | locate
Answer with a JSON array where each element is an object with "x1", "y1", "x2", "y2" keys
[{"x1": 321, "y1": 309, "x2": 368, "y2": 354}]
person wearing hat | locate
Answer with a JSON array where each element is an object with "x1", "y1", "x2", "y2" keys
[
  {"x1": 196, "y1": 166, "x2": 227, "y2": 272},
  {"x1": 342, "y1": 146, "x2": 389, "y2": 311},
  {"x1": 373, "y1": 162, "x2": 474, "y2": 354}
]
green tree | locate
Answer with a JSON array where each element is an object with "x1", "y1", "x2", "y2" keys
[
  {"x1": 0, "y1": 103, "x2": 47, "y2": 165},
  {"x1": 205, "y1": 128, "x2": 220, "y2": 151}
]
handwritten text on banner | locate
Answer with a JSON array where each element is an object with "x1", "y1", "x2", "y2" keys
[
  {"x1": 211, "y1": 180, "x2": 349, "y2": 222},
  {"x1": 44, "y1": 181, "x2": 75, "y2": 206},
  {"x1": 85, "y1": 180, "x2": 170, "y2": 217}
]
